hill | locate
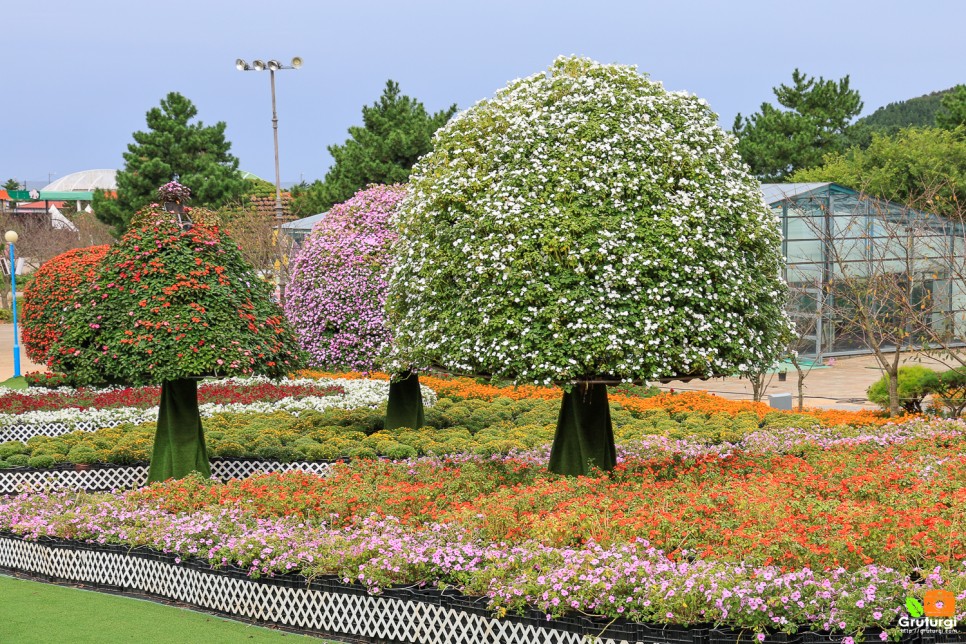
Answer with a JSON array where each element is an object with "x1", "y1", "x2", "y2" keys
[{"x1": 856, "y1": 87, "x2": 956, "y2": 135}]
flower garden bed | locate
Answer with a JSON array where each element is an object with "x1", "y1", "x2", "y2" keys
[
  {"x1": 2, "y1": 425, "x2": 965, "y2": 642},
  {"x1": 0, "y1": 377, "x2": 435, "y2": 445},
  {"x1": 2, "y1": 374, "x2": 960, "y2": 642}
]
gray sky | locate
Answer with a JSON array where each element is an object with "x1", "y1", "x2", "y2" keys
[{"x1": 3, "y1": 0, "x2": 963, "y2": 188}]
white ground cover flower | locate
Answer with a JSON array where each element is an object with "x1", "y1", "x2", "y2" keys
[
  {"x1": 0, "y1": 378, "x2": 436, "y2": 434},
  {"x1": 388, "y1": 57, "x2": 792, "y2": 384}
]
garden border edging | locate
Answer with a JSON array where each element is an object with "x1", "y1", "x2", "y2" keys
[
  {"x1": 0, "y1": 532, "x2": 646, "y2": 644},
  {"x1": 0, "y1": 458, "x2": 334, "y2": 494}
]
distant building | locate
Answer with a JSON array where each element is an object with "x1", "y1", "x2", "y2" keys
[{"x1": 765, "y1": 182, "x2": 965, "y2": 358}]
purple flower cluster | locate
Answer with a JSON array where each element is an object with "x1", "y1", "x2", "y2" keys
[{"x1": 284, "y1": 185, "x2": 406, "y2": 371}]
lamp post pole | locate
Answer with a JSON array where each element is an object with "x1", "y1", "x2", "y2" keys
[
  {"x1": 235, "y1": 57, "x2": 302, "y2": 304},
  {"x1": 269, "y1": 68, "x2": 283, "y2": 222},
  {"x1": 5, "y1": 230, "x2": 20, "y2": 378}
]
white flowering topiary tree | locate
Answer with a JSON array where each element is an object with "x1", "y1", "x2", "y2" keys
[{"x1": 388, "y1": 57, "x2": 793, "y2": 475}]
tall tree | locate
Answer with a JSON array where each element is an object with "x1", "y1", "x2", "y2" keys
[
  {"x1": 296, "y1": 81, "x2": 457, "y2": 214},
  {"x1": 2, "y1": 178, "x2": 20, "y2": 191},
  {"x1": 91, "y1": 92, "x2": 244, "y2": 235},
  {"x1": 732, "y1": 69, "x2": 863, "y2": 181},
  {"x1": 936, "y1": 84, "x2": 966, "y2": 130},
  {"x1": 792, "y1": 127, "x2": 966, "y2": 218},
  {"x1": 388, "y1": 57, "x2": 792, "y2": 476}
]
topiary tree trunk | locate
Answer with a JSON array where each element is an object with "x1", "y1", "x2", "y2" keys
[
  {"x1": 384, "y1": 370, "x2": 425, "y2": 430},
  {"x1": 548, "y1": 383, "x2": 616, "y2": 476},
  {"x1": 147, "y1": 379, "x2": 211, "y2": 483}
]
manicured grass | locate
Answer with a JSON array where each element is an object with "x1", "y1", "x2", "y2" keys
[
  {"x1": 0, "y1": 574, "x2": 335, "y2": 643},
  {"x1": 0, "y1": 376, "x2": 27, "y2": 390}
]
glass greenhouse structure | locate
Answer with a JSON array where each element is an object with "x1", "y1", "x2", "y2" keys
[{"x1": 764, "y1": 183, "x2": 966, "y2": 358}]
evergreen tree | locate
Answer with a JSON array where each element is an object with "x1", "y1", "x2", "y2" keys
[
  {"x1": 732, "y1": 69, "x2": 863, "y2": 181},
  {"x1": 936, "y1": 84, "x2": 966, "y2": 130},
  {"x1": 2, "y1": 178, "x2": 20, "y2": 191},
  {"x1": 91, "y1": 92, "x2": 244, "y2": 234},
  {"x1": 296, "y1": 81, "x2": 457, "y2": 214}
]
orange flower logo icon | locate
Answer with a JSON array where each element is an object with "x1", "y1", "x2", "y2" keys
[{"x1": 924, "y1": 590, "x2": 956, "y2": 618}]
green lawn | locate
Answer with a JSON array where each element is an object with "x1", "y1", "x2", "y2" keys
[{"x1": 0, "y1": 574, "x2": 337, "y2": 643}]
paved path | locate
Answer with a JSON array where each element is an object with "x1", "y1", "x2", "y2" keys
[
  {"x1": 654, "y1": 352, "x2": 958, "y2": 410},
  {"x1": 0, "y1": 323, "x2": 47, "y2": 380}
]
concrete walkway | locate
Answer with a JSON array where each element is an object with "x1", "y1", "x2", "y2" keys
[
  {"x1": 0, "y1": 323, "x2": 47, "y2": 381},
  {"x1": 655, "y1": 351, "x2": 958, "y2": 411}
]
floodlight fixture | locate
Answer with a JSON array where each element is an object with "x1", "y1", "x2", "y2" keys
[
  {"x1": 235, "y1": 58, "x2": 248, "y2": 71},
  {"x1": 252, "y1": 59, "x2": 265, "y2": 71}
]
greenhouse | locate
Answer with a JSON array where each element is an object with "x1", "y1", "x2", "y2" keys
[{"x1": 765, "y1": 182, "x2": 966, "y2": 357}]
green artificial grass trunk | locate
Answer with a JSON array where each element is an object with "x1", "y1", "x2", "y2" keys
[
  {"x1": 148, "y1": 378, "x2": 211, "y2": 483},
  {"x1": 384, "y1": 370, "x2": 425, "y2": 430},
  {"x1": 548, "y1": 383, "x2": 617, "y2": 476}
]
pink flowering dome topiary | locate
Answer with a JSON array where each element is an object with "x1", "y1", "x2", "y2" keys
[{"x1": 285, "y1": 184, "x2": 406, "y2": 371}]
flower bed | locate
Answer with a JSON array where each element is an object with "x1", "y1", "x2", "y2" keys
[
  {"x1": 301, "y1": 371, "x2": 892, "y2": 428},
  {"x1": 2, "y1": 427, "x2": 965, "y2": 640},
  {"x1": 0, "y1": 377, "x2": 437, "y2": 445},
  {"x1": 0, "y1": 388, "x2": 920, "y2": 470}
]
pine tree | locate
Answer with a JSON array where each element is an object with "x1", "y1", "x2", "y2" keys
[
  {"x1": 296, "y1": 81, "x2": 457, "y2": 214},
  {"x1": 732, "y1": 70, "x2": 863, "y2": 181},
  {"x1": 92, "y1": 92, "x2": 245, "y2": 234},
  {"x1": 2, "y1": 178, "x2": 20, "y2": 191}
]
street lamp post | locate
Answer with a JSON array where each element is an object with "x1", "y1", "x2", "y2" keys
[
  {"x1": 235, "y1": 57, "x2": 302, "y2": 219},
  {"x1": 4, "y1": 230, "x2": 20, "y2": 378},
  {"x1": 235, "y1": 57, "x2": 302, "y2": 303}
]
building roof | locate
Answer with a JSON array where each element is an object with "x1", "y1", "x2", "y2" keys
[
  {"x1": 760, "y1": 182, "x2": 867, "y2": 205},
  {"x1": 43, "y1": 169, "x2": 117, "y2": 192},
  {"x1": 281, "y1": 211, "x2": 326, "y2": 232}
]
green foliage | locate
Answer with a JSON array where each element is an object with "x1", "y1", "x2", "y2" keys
[
  {"x1": 936, "y1": 85, "x2": 966, "y2": 130},
  {"x1": 2, "y1": 178, "x2": 19, "y2": 191},
  {"x1": 867, "y1": 365, "x2": 940, "y2": 414},
  {"x1": 791, "y1": 127, "x2": 966, "y2": 217},
  {"x1": 47, "y1": 206, "x2": 305, "y2": 386},
  {"x1": 91, "y1": 92, "x2": 245, "y2": 235},
  {"x1": 934, "y1": 366, "x2": 966, "y2": 416},
  {"x1": 856, "y1": 88, "x2": 955, "y2": 137},
  {"x1": 732, "y1": 69, "x2": 863, "y2": 180},
  {"x1": 294, "y1": 80, "x2": 457, "y2": 214}
]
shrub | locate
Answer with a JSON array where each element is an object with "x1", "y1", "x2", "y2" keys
[
  {"x1": 47, "y1": 207, "x2": 304, "y2": 386},
  {"x1": 867, "y1": 366, "x2": 940, "y2": 414},
  {"x1": 27, "y1": 455, "x2": 55, "y2": 468},
  {"x1": 5, "y1": 454, "x2": 29, "y2": 467},
  {"x1": 21, "y1": 245, "x2": 110, "y2": 364},
  {"x1": 935, "y1": 367, "x2": 966, "y2": 416}
]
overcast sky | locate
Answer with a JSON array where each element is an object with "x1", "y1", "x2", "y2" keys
[{"x1": 3, "y1": 0, "x2": 964, "y2": 189}]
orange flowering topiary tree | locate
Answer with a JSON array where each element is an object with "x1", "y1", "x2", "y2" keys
[
  {"x1": 21, "y1": 245, "x2": 110, "y2": 364},
  {"x1": 49, "y1": 183, "x2": 305, "y2": 482}
]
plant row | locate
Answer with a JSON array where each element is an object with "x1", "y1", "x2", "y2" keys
[
  {"x1": 0, "y1": 392, "x2": 906, "y2": 469},
  {"x1": 0, "y1": 378, "x2": 436, "y2": 441},
  {"x1": 2, "y1": 436, "x2": 964, "y2": 638}
]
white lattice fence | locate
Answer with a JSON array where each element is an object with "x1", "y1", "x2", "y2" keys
[
  {"x1": 0, "y1": 418, "x2": 139, "y2": 443},
  {"x1": 0, "y1": 459, "x2": 334, "y2": 494},
  {"x1": 0, "y1": 535, "x2": 641, "y2": 644}
]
